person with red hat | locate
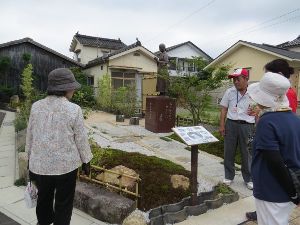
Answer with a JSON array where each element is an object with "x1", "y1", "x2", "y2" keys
[{"x1": 219, "y1": 68, "x2": 255, "y2": 190}]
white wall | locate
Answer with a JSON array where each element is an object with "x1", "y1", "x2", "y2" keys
[{"x1": 167, "y1": 43, "x2": 209, "y2": 59}]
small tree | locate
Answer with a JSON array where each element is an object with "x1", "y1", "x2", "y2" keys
[
  {"x1": 21, "y1": 64, "x2": 33, "y2": 108},
  {"x1": 112, "y1": 84, "x2": 137, "y2": 117},
  {"x1": 97, "y1": 74, "x2": 112, "y2": 111},
  {"x1": 168, "y1": 57, "x2": 230, "y2": 125}
]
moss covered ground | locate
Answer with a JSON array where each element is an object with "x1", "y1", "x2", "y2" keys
[{"x1": 90, "y1": 143, "x2": 191, "y2": 211}]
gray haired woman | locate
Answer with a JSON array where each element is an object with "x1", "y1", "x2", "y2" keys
[{"x1": 26, "y1": 68, "x2": 92, "y2": 225}]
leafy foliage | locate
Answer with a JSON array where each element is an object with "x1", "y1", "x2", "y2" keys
[
  {"x1": 111, "y1": 84, "x2": 137, "y2": 117},
  {"x1": 20, "y1": 64, "x2": 34, "y2": 120},
  {"x1": 14, "y1": 63, "x2": 38, "y2": 131},
  {"x1": 70, "y1": 67, "x2": 96, "y2": 108},
  {"x1": 22, "y1": 53, "x2": 31, "y2": 64},
  {"x1": 21, "y1": 64, "x2": 34, "y2": 103},
  {"x1": 0, "y1": 56, "x2": 11, "y2": 88},
  {"x1": 0, "y1": 56, "x2": 11, "y2": 73},
  {"x1": 97, "y1": 74, "x2": 112, "y2": 111},
  {"x1": 215, "y1": 183, "x2": 234, "y2": 195},
  {"x1": 168, "y1": 57, "x2": 230, "y2": 125}
]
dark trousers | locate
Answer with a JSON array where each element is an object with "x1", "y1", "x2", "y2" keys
[
  {"x1": 30, "y1": 169, "x2": 78, "y2": 225},
  {"x1": 224, "y1": 119, "x2": 254, "y2": 182}
]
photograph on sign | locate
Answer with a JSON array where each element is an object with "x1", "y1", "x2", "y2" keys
[{"x1": 172, "y1": 126, "x2": 218, "y2": 146}]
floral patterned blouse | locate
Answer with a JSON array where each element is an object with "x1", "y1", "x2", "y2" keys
[{"x1": 26, "y1": 96, "x2": 92, "y2": 175}]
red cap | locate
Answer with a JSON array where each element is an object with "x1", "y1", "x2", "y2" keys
[{"x1": 228, "y1": 68, "x2": 249, "y2": 78}]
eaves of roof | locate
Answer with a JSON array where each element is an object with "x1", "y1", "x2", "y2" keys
[
  {"x1": 206, "y1": 40, "x2": 300, "y2": 69},
  {"x1": 85, "y1": 41, "x2": 156, "y2": 69},
  {"x1": 69, "y1": 33, "x2": 126, "y2": 52},
  {"x1": 0, "y1": 37, "x2": 83, "y2": 67}
]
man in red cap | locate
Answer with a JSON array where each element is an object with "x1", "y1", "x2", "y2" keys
[{"x1": 219, "y1": 68, "x2": 255, "y2": 190}]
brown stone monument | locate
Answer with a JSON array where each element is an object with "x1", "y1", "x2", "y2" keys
[
  {"x1": 145, "y1": 44, "x2": 176, "y2": 133},
  {"x1": 145, "y1": 96, "x2": 176, "y2": 133}
]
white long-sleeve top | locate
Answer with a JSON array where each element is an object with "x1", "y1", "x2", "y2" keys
[{"x1": 26, "y1": 96, "x2": 93, "y2": 175}]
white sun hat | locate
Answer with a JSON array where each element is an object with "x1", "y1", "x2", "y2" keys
[{"x1": 248, "y1": 72, "x2": 290, "y2": 108}]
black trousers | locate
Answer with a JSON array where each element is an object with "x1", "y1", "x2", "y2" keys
[{"x1": 30, "y1": 169, "x2": 78, "y2": 225}]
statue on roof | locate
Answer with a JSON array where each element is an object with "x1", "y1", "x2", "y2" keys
[
  {"x1": 136, "y1": 38, "x2": 141, "y2": 46},
  {"x1": 155, "y1": 43, "x2": 169, "y2": 96}
]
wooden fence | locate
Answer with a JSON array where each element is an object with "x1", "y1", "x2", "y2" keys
[{"x1": 78, "y1": 165, "x2": 141, "y2": 207}]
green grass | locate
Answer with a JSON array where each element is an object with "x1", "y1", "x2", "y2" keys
[
  {"x1": 90, "y1": 143, "x2": 191, "y2": 211},
  {"x1": 14, "y1": 178, "x2": 26, "y2": 186},
  {"x1": 160, "y1": 136, "x2": 173, "y2": 142},
  {"x1": 215, "y1": 183, "x2": 234, "y2": 195},
  {"x1": 167, "y1": 132, "x2": 242, "y2": 165}
]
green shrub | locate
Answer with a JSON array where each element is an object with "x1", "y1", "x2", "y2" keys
[
  {"x1": 97, "y1": 74, "x2": 112, "y2": 111},
  {"x1": 14, "y1": 177, "x2": 26, "y2": 186},
  {"x1": 14, "y1": 111, "x2": 28, "y2": 132},
  {"x1": 111, "y1": 85, "x2": 137, "y2": 117},
  {"x1": 70, "y1": 67, "x2": 96, "y2": 107},
  {"x1": 215, "y1": 183, "x2": 234, "y2": 195},
  {"x1": 0, "y1": 86, "x2": 16, "y2": 102}
]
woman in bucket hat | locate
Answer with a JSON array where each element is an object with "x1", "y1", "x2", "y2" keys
[
  {"x1": 26, "y1": 68, "x2": 93, "y2": 225},
  {"x1": 247, "y1": 72, "x2": 300, "y2": 225},
  {"x1": 246, "y1": 59, "x2": 297, "y2": 221}
]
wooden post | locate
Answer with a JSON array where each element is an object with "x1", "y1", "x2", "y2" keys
[{"x1": 191, "y1": 145, "x2": 198, "y2": 205}]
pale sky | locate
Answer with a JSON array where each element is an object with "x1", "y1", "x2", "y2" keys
[{"x1": 1, "y1": 0, "x2": 299, "y2": 59}]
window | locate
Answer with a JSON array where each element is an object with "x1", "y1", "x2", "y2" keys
[
  {"x1": 111, "y1": 71, "x2": 135, "y2": 89},
  {"x1": 188, "y1": 62, "x2": 195, "y2": 72},
  {"x1": 100, "y1": 65, "x2": 103, "y2": 70},
  {"x1": 87, "y1": 76, "x2": 94, "y2": 86}
]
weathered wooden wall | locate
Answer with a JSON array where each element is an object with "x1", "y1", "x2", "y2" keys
[{"x1": 0, "y1": 42, "x2": 80, "y2": 92}]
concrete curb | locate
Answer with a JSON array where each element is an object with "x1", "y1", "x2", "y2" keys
[{"x1": 148, "y1": 187, "x2": 239, "y2": 224}]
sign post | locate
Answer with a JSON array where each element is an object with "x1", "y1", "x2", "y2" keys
[
  {"x1": 172, "y1": 126, "x2": 218, "y2": 206},
  {"x1": 190, "y1": 144, "x2": 198, "y2": 205}
]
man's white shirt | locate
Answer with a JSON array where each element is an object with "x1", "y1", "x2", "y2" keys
[{"x1": 220, "y1": 86, "x2": 255, "y2": 123}]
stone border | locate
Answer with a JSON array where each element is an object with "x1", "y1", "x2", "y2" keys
[
  {"x1": 148, "y1": 187, "x2": 239, "y2": 224},
  {"x1": 0, "y1": 111, "x2": 5, "y2": 128}
]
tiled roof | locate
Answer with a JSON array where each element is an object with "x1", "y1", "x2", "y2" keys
[
  {"x1": 277, "y1": 35, "x2": 300, "y2": 48},
  {"x1": 0, "y1": 38, "x2": 82, "y2": 67},
  {"x1": 70, "y1": 33, "x2": 126, "y2": 52},
  {"x1": 156, "y1": 41, "x2": 212, "y2": 61},
  {"x1": 207, "y1": 40, "x2": 300, "y2": 69},
  {"x1": 85, "y1": 40, "x2": 155, "y2": 68},
  {"x1": 242, "y1": 40, "x2": 300, "y2": 60}
]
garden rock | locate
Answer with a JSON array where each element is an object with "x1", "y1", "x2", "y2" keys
[
  {"x1": 170, "y1": 175, "x2": 190, "y2": 190},
  {"x1": 16, "y1": 129, "x2": 26, "y2": 151},
  {"x1": 122, "y1": 210, "x2": 147, "y2": 225},
  {"x1": 10, "y1": 95, "x2": 19, "y2": 107},
  {"x1": 96, "y1": 165, "x2": 138, "y2": 189},
  {"x1": 116, "y1": 114, "x2": 125, "y2": 122},
  {"x1": 18, "y1": 152, "x2": 28, "y2": 179},
  {"x1": 130, "y1": 117, "x2": 139, "y2": 125},
  {"x1": 74, "y1": 181, "x2": 135, "y2": 224}
]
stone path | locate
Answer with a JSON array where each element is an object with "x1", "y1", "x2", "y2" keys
[
  {"x1": 1, "y1": 109, "x2": 300, "y2": 225},
  {"x1": 85, "y1": 111, "x2": 252, "y2": 196},
  {"x1": 0, "y1": 110, "x2": 109, "y2": 225},
  {"x1": 86, "y1": 111, "x2": 300, "y2": 225}
]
